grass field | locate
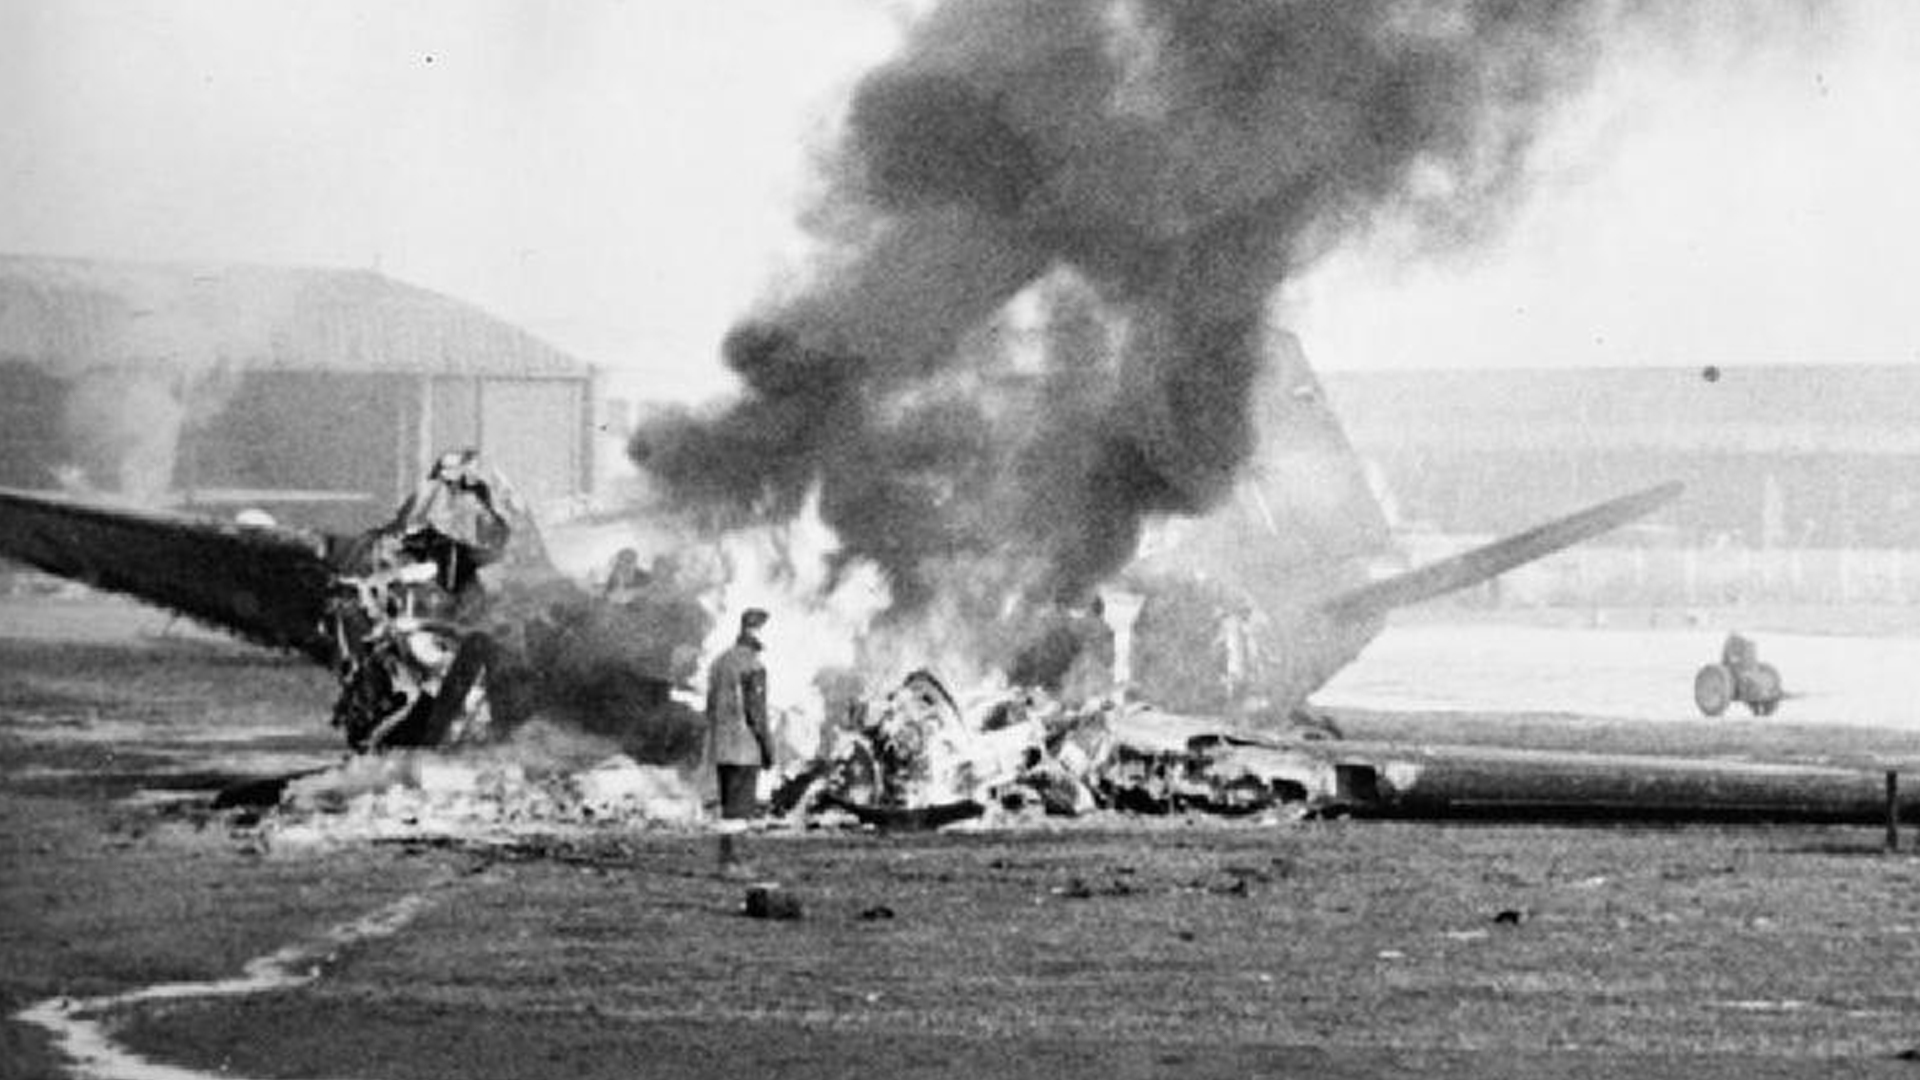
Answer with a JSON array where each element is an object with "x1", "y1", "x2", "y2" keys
[{"x1": 5, "y1": 595, "x2": 1920, "y2": 1078}]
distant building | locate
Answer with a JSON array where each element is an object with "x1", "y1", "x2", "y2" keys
[
  {"x1": 1321, "y1": 365, "x2": 1920, "y2": 550},
  {"x1": 0, "y1": 255, "x2": 593, "y2": 531}
]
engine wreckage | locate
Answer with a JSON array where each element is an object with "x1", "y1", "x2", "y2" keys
[
  {"x1": 323, "y1": 453, "x2": 511, "y2": 750},
  {"x1": 321, "y1": 454, "x2": 715, "y2": 757}
]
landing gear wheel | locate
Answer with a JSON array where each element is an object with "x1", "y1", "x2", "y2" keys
[
  {"x1": 1744, "y1": 662, "x2": 1783, "y2": 717},
  {"x1": 1694, "y1": 664, "x2": 1733, "y2": 717}
]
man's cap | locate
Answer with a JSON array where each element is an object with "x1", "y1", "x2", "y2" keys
[{"x1": 741, "y1": 608, "x2": 770, "y2": 630}]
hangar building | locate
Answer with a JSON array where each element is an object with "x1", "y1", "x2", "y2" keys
[
  {"x1": 1319, "y1": 364, "x2": 1920, "y2": 605},
  {"x1": 0, "y1": 255, "x2": 593, "y2": 531},
  {"x1": 1321, "y1": 364, "x2": 1920, "y2": 548}
]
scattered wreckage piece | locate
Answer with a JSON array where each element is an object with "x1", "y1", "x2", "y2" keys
[
  {"x1": 772, "y1": 670, "x2": 1044, "y2": 829},
  {"x1": 744, "y1": 883, "x2": 803, "y2": 920},
  {"x1": 773, "y1": 670, "x2": 1353, "y2": 829},
  {"x1": 1088, "y1": 708, "x2": 1341, "y2": 816}
]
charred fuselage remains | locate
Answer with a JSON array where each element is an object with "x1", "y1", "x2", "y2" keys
[{"x1": 0, "y1": 458, "x2": 713, "y2": 757}]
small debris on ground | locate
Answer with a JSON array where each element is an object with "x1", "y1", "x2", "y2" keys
[
  {"x1": 744, "y1": 883, "x2": 802, "y2": 920},
  {"x1": 1051, "y1": 874, "x2": 1138, "y2": 899}
]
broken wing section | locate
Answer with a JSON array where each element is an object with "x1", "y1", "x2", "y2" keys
[
  {"x1": 1314, "y1": 482, "x2": 1685, "y2": 623},
  {"x1": 0, "y1": 488, "x2": 336, "y2": 662}
]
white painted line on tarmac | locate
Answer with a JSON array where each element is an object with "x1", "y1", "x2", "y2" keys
[{"x1": 16, "y1": 890, "x2": 435, "y2": 1080}]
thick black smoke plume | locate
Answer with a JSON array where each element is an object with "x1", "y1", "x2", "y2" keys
[{"x1": 634, "y1": 0, "x2": 1622, "y2": 612}]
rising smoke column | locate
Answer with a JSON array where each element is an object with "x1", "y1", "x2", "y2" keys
[{"x1": 635, "y1": 0, "x2": 1623, "y2": 611}]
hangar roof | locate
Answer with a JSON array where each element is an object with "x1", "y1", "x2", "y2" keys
[{"x1": 0, "y1": 254, "x2": 589, "y2": 380}]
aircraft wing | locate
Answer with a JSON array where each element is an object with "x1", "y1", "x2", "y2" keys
[
  {"x1": 0, "y1": 488, "x2": 338, "y2": 662},
  {"x1": 1315, "y1": 481, "x2": 1684, "y2": 622}
]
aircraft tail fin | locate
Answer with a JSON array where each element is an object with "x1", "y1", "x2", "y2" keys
[
  {"x1": 1314, "y1": 481, "x2": 1683, "y2": 622},
  {"x1": 1134, "y1": 332, "x2": 1398, "y2": 598}
]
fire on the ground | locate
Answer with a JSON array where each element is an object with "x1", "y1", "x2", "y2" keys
[{"x1": 771, "y1": 669, "x2": 1350, "y2": 827}]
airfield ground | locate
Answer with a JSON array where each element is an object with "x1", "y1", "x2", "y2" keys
[{"x1": 4, "y1": 594, "x2": 1920, "y2": 1079}]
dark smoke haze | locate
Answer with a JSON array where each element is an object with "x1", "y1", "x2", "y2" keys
[{"x1": 633, "y1": 0, "x2": 1640, "y2": 614}]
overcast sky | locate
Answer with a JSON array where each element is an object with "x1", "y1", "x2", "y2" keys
[{"x1": 3, "y1": 0, "x2": 1917, "y2": 404}]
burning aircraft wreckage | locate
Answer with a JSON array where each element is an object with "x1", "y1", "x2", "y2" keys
[
  {"x1": 5, "y1": 0, "x2": 1908, "y2": 832},
  {"x1": 12, "y1": 402, "x2": 1899, "y2": 831}
]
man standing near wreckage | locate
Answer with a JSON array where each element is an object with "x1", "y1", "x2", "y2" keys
[{"x1": 706, "y1": 608, "x2": 773, "y2": 820}]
